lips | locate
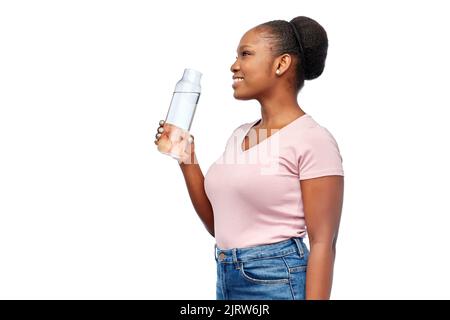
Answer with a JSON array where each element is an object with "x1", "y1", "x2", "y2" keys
[{"x1": 232, "y1": 76, "x2": 244, "y2": 88}]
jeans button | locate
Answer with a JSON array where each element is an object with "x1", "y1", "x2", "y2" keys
[{"x1": 218, "y1": 252, "x2": 226, "y2": 261}]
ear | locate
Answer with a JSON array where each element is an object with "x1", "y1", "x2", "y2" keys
[{"x1": 274, "y1": 53, "x2": 293, "y2": 76}]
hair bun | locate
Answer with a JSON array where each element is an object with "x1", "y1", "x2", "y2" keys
[{"x1": 290, "y1": 16, "x2": 328, "y2": 81}]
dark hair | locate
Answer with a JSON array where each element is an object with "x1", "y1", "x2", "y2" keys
[{"x1": 257, "y1": 16, "x2": 328, "y2": 92}]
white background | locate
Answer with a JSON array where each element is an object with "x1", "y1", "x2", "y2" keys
[{"x1": 1, "y1": 0, "x2": 449, "y2": 299}]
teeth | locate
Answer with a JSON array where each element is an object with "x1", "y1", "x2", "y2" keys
[{"x1": 233, "y1": 78, "x2": 244, "y2": 82}]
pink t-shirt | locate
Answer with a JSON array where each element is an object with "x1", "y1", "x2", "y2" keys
[{"x1": 204, "y1": 113, "x2": 344, "y2": 249}]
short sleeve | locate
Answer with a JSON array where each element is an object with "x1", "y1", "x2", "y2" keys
[{"x1": 298, "y1": 126, "x2": 344, "y2": 180}]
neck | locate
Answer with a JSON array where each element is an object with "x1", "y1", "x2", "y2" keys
[{"x1": 256, "y1": 95, "x2": 305, "y2": 129}]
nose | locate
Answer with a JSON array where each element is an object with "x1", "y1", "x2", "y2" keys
[{"x1": 230, "y1": 59, "x2": 239, "y2": 73}]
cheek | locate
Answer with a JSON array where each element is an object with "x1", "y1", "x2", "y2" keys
[
  {"x1": 250, "y1": 69, "x2": 273, "y2": 88},
  {"x1": 240, "y1": 58, "x2": 273, "y2": 87},
  {"x1": 252, "y1": 59, "x2": 272, "y2": 79}
]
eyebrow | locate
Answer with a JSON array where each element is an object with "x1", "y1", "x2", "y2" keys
[{"x1": 236, "y1": 45, "x2": 253, "y2": 52}]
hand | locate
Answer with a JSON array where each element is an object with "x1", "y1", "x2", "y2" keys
[
  {"x1": 154, "y1": 119, "x2": 171, "y2": 150},
  {"x1": 154, "y1": 120, "x2": 196, "y2": 164},
  {"x1": 177, "y1": 133, "x2": 195, "y2": 165}
]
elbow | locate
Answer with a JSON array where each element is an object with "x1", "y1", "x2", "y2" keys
[
  {"x1": 309, "y1": 235, "x2": 338, "y2": 252},
  {"x1": 207, "y1": 224, "x2": 215, "y2": 238}
]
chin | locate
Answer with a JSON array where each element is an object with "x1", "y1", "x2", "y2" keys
[{"x1": 233, "y1": 89, "x2": 254, "y2": 100}]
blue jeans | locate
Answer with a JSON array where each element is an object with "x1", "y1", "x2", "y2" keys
[{"x1": 214, "y1": 237, "x2": 309, "y2": 300}]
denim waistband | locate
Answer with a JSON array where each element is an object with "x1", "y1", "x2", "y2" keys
[{"x1": 214, "y1": 237, "x2": 306, "y2": 263}]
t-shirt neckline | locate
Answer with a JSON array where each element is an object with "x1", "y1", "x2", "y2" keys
[{"x1": 240, "y1": 113, "x2": 310, "y2": 153}]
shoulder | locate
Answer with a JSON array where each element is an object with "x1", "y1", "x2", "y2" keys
[
  {"x1": 292, "y1": 122, "x2": 343, "y2": 161},
  {"x1": 223, "y1": 121, "x2": 251, "y2": 146},
  {"x1": 230, "y1": 120, "x2": 256, "y2": 136},
  {"x1": 302, "y1": 125, "x2": 340, "y2": 147}
]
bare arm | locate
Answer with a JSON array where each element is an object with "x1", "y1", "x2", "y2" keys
[
  {"x1": 155, "y1": 120, "x2": 215, "y2": 237},
  {"x1": 300, "y1": 175, "x2": 344, "y2": 300},
  {"x1": 178, "y1": 153, "x2": 215, "y2": 237}
]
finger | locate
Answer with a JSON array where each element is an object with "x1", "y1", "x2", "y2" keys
[
  {"x1": 155, "y1": 133, "x2": 162, "y2": 139},
  {"x1": 163, "y1": 122, "x2": 172, "y2": 134},
  {"x1": 159, "y1": 120, "x2": 165, "y2": 126},
  {"x1": 157, "y1": 127, "x2": 164, "y2": 133},
  {"x1": 154, "y1": 139, "x2": 158, "y2": 145}
]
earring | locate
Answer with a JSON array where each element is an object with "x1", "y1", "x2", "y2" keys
[{"x1": 276, "y1": 69, "x2": 280, "y2": 75}]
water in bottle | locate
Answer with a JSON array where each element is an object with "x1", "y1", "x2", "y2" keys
[{"x1": 157, "y1": 68, "x2": 202, "y2": 161}]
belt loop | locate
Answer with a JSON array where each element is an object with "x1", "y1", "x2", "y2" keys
[
  {"x1": 232, "y1": 248, "x2": 240, "y2": 269},
  {"x1": 293, "y1": 237, "x2": 305, "y2": 259}
]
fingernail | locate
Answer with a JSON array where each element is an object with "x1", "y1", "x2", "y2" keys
[
  {"x1": 159, "y1": 120, "x2": 165, "y2": 125},
  {"x1": 158, "y1": 127, "x2": 164, "y2": 133}
]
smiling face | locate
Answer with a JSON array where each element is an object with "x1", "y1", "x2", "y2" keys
[{"x1": 230, "y1": 27, "x2": 280, "y2": 100}]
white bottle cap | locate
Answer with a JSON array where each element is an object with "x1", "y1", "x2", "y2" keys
[{"x1": 175, "y1": 68, "x2": 202, "y2": 93}]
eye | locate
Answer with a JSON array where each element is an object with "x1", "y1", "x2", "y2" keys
[{"x1": 235, "y1": 51, "x2": 250, "y2": 59}]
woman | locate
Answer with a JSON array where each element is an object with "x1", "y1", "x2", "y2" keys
[{"x1": 155, "y1": 16, "x2": 344, "y2": 300}]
